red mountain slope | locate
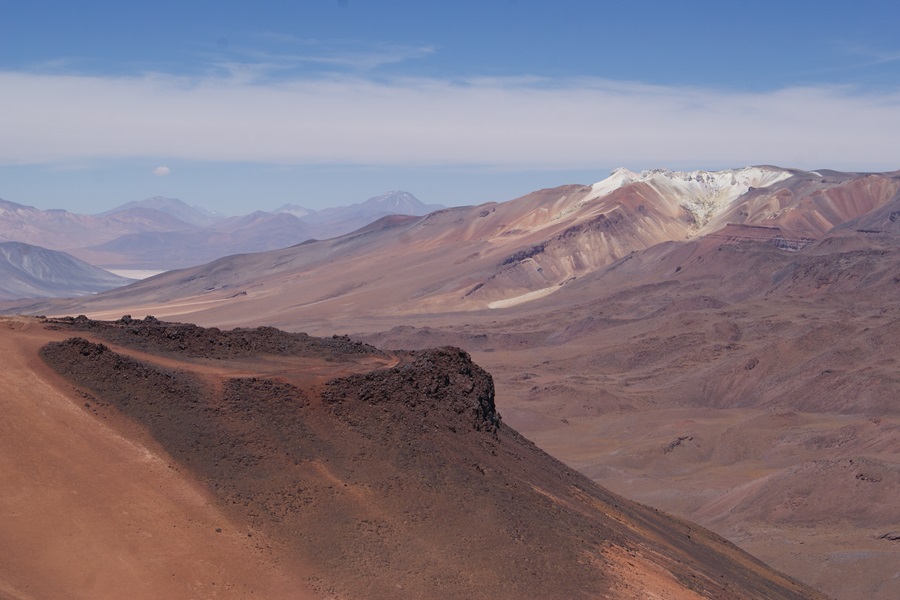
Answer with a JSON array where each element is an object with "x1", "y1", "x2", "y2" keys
[{"x1": 0, "y1": 315, "x2": 830, "y2": 600}]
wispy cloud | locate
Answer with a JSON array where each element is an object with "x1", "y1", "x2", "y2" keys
[
  {"x1": 859, "y1": 49, "x2": 900, "y2": 67},
  {"x1": 822, "y1": 41, "x2": 900, "y2": 74},
  {"x1": 1, "y1": 70, "x2": 899, "y2": 171},
  {"x1": 204, "y1": 37, "x2": 437, "y2": 81},
  {"x1": 247, "y1": 42, "x2": 436, "y2": 71}
]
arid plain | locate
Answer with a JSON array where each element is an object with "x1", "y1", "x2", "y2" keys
[{"x1": 4, "y1": 166, "x2": 899, "y2": 599}]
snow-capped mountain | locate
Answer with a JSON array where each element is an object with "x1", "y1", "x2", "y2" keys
[{"x1": 587, "y1": 166, "x2": 795, "y2": 225}]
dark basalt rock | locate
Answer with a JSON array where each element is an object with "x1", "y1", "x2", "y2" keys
[
  {"x1": 45, "y1": 314, "x2": 386, "y2": 360},
  {"x1": 323, "y1": 346, "x2": 501, "y2": 434}
]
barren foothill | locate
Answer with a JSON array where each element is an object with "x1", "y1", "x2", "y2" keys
[{"x1": 2, "y1": 315, "x2": 827, "y2": 599}]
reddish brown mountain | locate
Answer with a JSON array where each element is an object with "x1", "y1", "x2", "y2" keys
[{"x1": 0, "y1": 315, "x2": 828, "y2": 600}]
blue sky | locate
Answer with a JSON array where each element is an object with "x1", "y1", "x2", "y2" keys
[{"x1": 3, "y1": 0, "x2": 900, "y2": 214}]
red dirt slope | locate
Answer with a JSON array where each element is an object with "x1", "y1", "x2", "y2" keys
[{"x1": 22, "y1": 316, "x2": 829, "y2": 600}]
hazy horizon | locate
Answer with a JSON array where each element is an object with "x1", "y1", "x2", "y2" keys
[{"x1": 4, "y1": 0, "x2": 900, "y2": 215}]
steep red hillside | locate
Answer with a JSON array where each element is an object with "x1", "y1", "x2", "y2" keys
[{"x1": 16, "y1": 316, "x2": 829, "y2": 600}]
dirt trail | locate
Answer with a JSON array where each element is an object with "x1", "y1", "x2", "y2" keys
[{"x1": 61, "y1": 327, "x2": 401, "y2": 399}]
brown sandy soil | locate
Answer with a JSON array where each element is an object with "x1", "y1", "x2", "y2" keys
[
  {"x1": 513, "y1": 408, "x2": 900, "y2": 600},
  {"x1": 351, "y1": 285, "x2": 899, "y2": 600},
  {"x1": 6, "y1": 316, "x2": 829, "y2": 599},
  {"x1": 0, "y1": 316, "x2": 315, "y2": 600}
]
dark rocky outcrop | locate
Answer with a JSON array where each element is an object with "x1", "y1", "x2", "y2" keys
[
  {"x1": 46, "y1": 314, "x2": 385, "y2": 360},
  {"x1": 324, "y1": 347, "x2": 500, "y2": 433}
]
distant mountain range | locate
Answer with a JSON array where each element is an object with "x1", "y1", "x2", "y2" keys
[
  {"x1": 99, "y1": 195, "x2": 225, "y2": 227},
  {"x1": 19, "y1": 165, "x2": 899, "y2": 321},
  {"x1": 0, "y1": 191, "x2": 443, "y2": 271},
  {"x1": 292, "y1": 190, "x2": 444, "y2": 237},
  {"x1": 0, "y1": 242, "x2": 134, "y2": 300}
]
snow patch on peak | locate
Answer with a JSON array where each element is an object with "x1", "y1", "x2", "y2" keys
[
  {"x1": 587, "y1": 166, "x2": 793, "y2": 225},
  {"x1": 587, "y1": 167, "x2": 640, "y2": 199}
]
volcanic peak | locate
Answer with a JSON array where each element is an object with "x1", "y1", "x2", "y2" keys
[{"x1": 590, "y1": 166, "x2": 794, "y2": 225}]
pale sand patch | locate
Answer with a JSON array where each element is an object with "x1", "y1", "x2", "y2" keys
[
  {"x1": 106, "y1": 269, "x2": 167, "y2": 280},
  {"x1": 488, "y1": 285, "x2": 558, "y2": 309},
  {"x1": 50, "y1": 295, "x2": 235, "y2": 321}
]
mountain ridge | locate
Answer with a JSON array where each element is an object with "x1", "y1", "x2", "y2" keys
[
  {"x1": 100, "y1": 195, "x2": 225, "y2": 228},
  {"x1": 26, "y1": 315, "x2": 828, "y2": 600},
  {"x1": 0, "y1": 242, "x2": 134, "y2": 300},
  {"x1": 24, "y1": 165, "x2": 897, "y2": 320},
  {"x1": 0, "y1": 190, "x2": 444, "y2": 272}
]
